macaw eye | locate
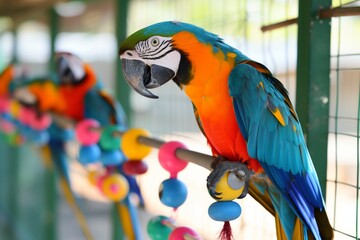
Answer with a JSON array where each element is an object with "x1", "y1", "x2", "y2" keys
[{"x1": 151, "y1": 37, "x2": 160, "y2": 47}]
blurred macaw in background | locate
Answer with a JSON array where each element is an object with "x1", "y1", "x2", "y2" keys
[
  {"x1": 54, "y1": 52, "x2": 144, "y2": 239},
  {"x1": 0, "y1": 52, "x2": 143, "y2": 240},
  {"x1": 0, "y1": 62, "x2": 95, "y2": 239},
  {"x1": 119, "y1": 21, "x2": 334, "y2": 240}
]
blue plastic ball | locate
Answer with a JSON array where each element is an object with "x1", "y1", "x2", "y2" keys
[
  {"x1": 20, "y1": 126, "x2": 49, "y2": 146},
  {"x1": 159, "y1": 178, "x2": 188, "y2": 208},
  {"x1": 208, "y1": 201, "x2": 242, "y2": 222},
  {"x1": 101, "y1": 149, "x2": 126, "y2": 166},
  {"x1": 1, "y1": 112, "x2": 14, "y2": 122},
  {"x1": 79, "y1": 144, "x2": 101, "y2": 165},
  {"x1": 29, "y1": 130, "x2": 50, "y2": 146}
]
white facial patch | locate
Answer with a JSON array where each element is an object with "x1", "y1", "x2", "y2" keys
[{"x1": 121, "y1": 36, "x2": 181, "y2": 77}]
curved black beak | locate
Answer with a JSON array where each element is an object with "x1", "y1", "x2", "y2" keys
[{"x1": 121, "y1": 59, "x2": 175, "y2": 99}]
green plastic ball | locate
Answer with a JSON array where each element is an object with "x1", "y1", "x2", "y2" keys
[
  {"x1": 99, "y1": 125, "x2": 122, "y2": 150},
  {"x1": 147, "y1": 215, "x2": 173, "y2": 240}
]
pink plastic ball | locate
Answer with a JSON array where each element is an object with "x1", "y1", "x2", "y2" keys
[
  {"x1": 96, "y1": 174, "x2": 106, "y2": 190},
  {"x1": 158, "y1": 141, "x2": 188, "y2": 178},
  {"x1": 0, "y1": 119, "x2": 15, "y2": 133},
  {"x1": 169, "y1": 226, "x2": 201, "y2": 240},
  {"x1": 75, "y1": 119, "x2": 101, "y2": 145},
  {"x1": 0, "y1": 97, "x2": 10, "y2": 113},
  {"x1": 18, "y1": 107, "x2": 33, "y2": 125},
  {"x1": 29, "y1": 113, "x2": 52, "y2": 130}
]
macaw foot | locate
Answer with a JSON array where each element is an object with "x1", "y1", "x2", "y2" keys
[{"x1": 207, "y1": 156, "x2": 251, "y2": 200}]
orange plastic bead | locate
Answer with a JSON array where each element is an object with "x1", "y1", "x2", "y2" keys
[
  {"x1": 101, "y1": 173, "x2": 129, "y2": 201},
  {"x1": 87, "y1": 171, "x2": 98, "y2": 185},
  {"x1": 9, "y1": 100, "x2": 21, "y2": 117}
]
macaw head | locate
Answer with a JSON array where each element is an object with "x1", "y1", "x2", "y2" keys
[
  {"x1": 119, "y1": 21, "x2": 229, "y2": 98},
  {"x1": 55, "y1": 52, "x2": 86, "y2": 84}
]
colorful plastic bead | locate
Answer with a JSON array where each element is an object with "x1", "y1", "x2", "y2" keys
[
  {"x1": 169, "y1": 226, "x2": 201, "y2": 240},
  {"x1": 159, "y1": 178, "x2": 188, "y2": 209},
  {"x1": 75, "y1": 119, "x2": 101, "y2": 146},
  {"x1": 0, "y1": 119, "x2": 15, "y2": 133},
  {"x1": 5, "y1": 132, "x2": 24, "y2": 145},
  {"x1": 101, "y1": 149, "x2": 126, "y2": 166},
  {"x1": 9, "y1": 100, "x2": 21, "y2": 117},
  {"x1": 208, "y1": 201, "x2": 242, "y2": 222},
  {"x1": 18, "y1": 107, "x2": 33, "y2": 125},
  {"x1": 147, "y1": 216, "x2": 174, "y2": 240},
  {"x1": 78, "y1": 144, "x2": 101, "y2": 165},
  {"x1": 213, "y1": 171, "x2": 245, "y2": 201},
  {"x1": 29, "y1": 130, "x2": 50, "y2": 146},
  {"x1": 101, "y1": 173, "x2": 129, "y2": 201},
  {"x1": 122, "y1": 160, "x2": 148, "y2": 175},
  {"x1": 158, "y1": 141, "x2": 188, "y2": 178},
  {"x1": 0, "y1": 97, "x2": 10, "y2": 113},
  {"x1": 87, "y1": 171, "x2": 98, "y2": 186},
  {"x1": 121, "y1": 128, "x2": 152, "y2": 159},
  {"x1": 28, "y1": 113, "x2": 52, "y2": 130},
  {"x1": 19, "y1": 124, "x2": 49, "y2": 145},
  {"x1": 1, "y1": 112, "x2": 15, "y2": 122},
  {"x1": 99, "y1": 125, "x2": 122, "y2": 150}
]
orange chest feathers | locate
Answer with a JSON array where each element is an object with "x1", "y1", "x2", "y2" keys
[{"x1": 173, "y1": 32, "x2": 252, "y2": 163}]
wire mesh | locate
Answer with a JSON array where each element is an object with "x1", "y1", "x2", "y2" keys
[{"x1": 327, "y1": 1, "x2": 360, "y2": 239}]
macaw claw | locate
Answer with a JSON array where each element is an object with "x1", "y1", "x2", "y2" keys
[{"x1": 207, "y1": 156, "x2": 251, "y2": 199}]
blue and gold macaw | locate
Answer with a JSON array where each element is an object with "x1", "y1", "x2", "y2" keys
[
  {"x1": 0, "y1": 65, "x2": 93, "y2": 240},
  {"x1": 55, "y1": 52, "x2": 143, "y2": 240},
  {"x1": 0, "y1": 64, "x2": 94, "y2": 239},
  {"x1": 119, "y1": 21, "x2": 334, "y2": 240},
  {"x1": 0, "y1": 55, "x2": 143, "y2": 239}
]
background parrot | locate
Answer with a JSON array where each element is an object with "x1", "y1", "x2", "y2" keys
[
  {"x1": 54, "y1": 52, "x2": 144, "y2": 240},
  {"x1": 0, "y1": 64, "x2": 95, "y2": 239},
  {"x1": 0, "y1": 53, "x2": 143, "y2": 239},
  {"x1": 119, "y1": 21, "x2": 334, "y2": 240}
]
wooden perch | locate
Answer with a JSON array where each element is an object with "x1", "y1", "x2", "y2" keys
[
  {"x1": 137, "y1": 135, "x2": 213, "y2": 170},
  {"x1": 261, "y1": 6, "x2": 360, "y2": 32}
]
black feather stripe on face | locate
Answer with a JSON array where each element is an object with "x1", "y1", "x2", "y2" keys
[{"x1": 173, "y1": 50, "x2": 193, "y2": 87}]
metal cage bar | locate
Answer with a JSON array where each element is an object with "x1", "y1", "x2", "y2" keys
[{"x1": 296, "y1": 0, "x2": 331, "y2": 196}]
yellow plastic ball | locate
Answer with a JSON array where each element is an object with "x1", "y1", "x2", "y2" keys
[
  {"x1": 87, "y1": 171, "x2": 98, "y2": 186},
  {"x1": 121, "y1": 128, "x2": 152, "y2": 159},
  {"x1": 9, "y1": 101, "x2": 21, "y2": 117},
  {"x1": 214, "y1": 171, "x2": 245, "y2": 201},
  {"x1": 101, "y1": 173, "x2": 129, "y2": 201}
]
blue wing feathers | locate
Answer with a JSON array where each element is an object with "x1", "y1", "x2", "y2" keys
[
  {"x1": 263, "y1": 163, "x2": 322, "y2": 239},
  {"x1": 229, "y1": 62, "x2": 326, "y2": 239},
  {"x1": 233, "y1": 100, "x2": 249, "y2": 141},
  {"x1": 229, "y1": 63, "x2": 309, "y2": 174}
]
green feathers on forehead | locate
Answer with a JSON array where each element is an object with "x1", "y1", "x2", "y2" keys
[
  {"x1": 120, "y1": 21, "x2": 249, "y2": 62},
  {"x1": 120, "y1": 21, "x2": 221, "y2": 51}
]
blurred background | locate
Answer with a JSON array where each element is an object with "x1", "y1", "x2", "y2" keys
[{"x1": 0, "y1": 0, "x2": 359, "y2": 239}]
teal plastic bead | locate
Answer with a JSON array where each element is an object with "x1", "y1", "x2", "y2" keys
[
  {"x1": 99, "y1": 125, "x2": 122, "y2": 150},
  {"x1": 147, "y1": 216, "x2": 173, "y2": 240},
  {"x1": 208, "y1": 201, "x2": 242, "y2": 222}
]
